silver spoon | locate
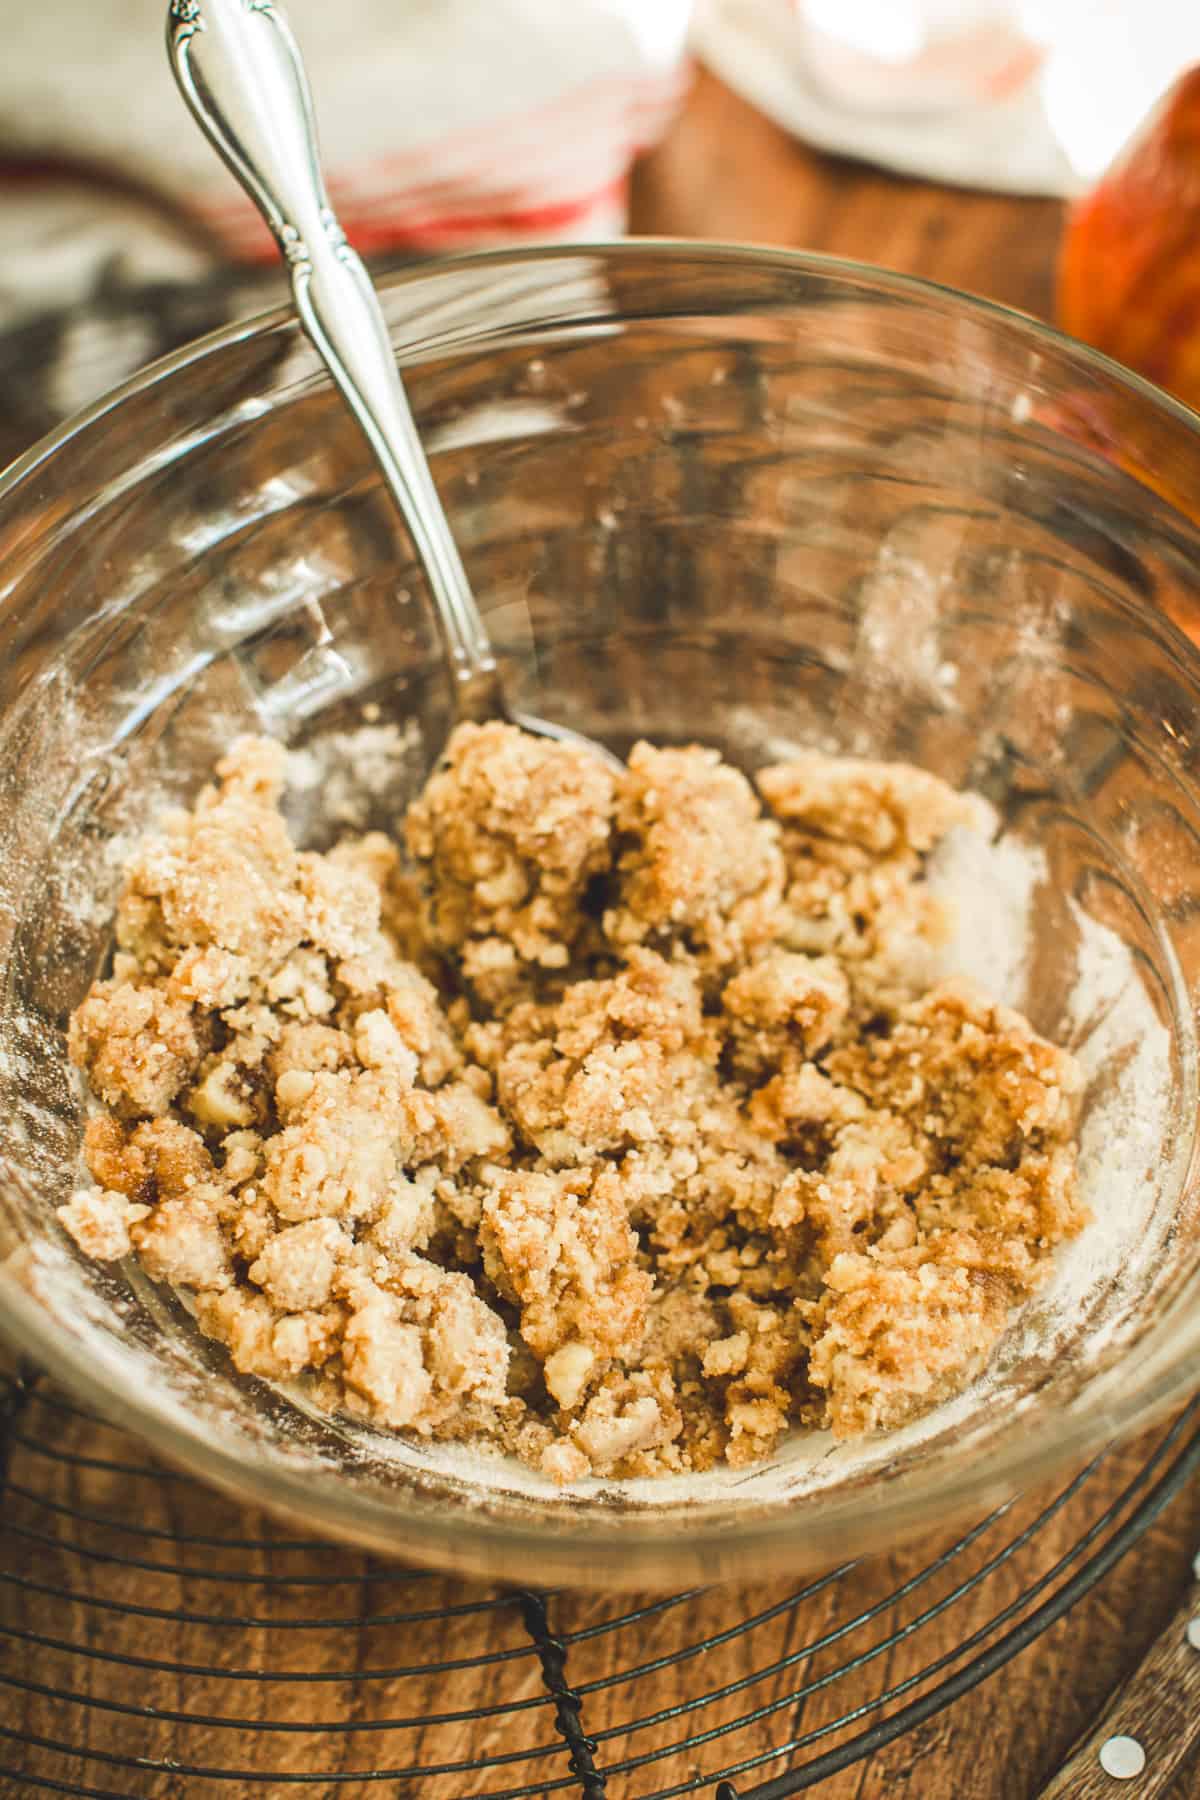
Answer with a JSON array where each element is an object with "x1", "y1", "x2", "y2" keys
[{"x1": 166, "y1": 0, "x2": 618, "y2": 768}]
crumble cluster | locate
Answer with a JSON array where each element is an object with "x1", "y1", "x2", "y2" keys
[{"x1": 61, "y1": 724, "x2": 1086, "y2": 1483}]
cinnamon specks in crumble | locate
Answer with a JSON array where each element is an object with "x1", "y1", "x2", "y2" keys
[{"x1": 61, "y1": 724, "x2": 1086, "y2": 1482}]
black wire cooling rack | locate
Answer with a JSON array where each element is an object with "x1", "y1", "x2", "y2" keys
[{"x1": 1, "y1": 1366, "x2": 1199, "y2": 1800}]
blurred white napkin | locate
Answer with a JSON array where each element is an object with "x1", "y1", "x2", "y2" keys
[
  {"x1": 0, "y1": 0, "x2": 692, "y2": 259},
  {"x1": 693, "y1": 0, "x2": 1200, "y2": 198},
  {"x1": 0, "y1": 0, "x2": 693, "y2": 449},
  {"x1": 691, "y1": 0, "x2": 1075, "y2": 195}
]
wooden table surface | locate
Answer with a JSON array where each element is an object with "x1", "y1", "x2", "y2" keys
[
  {"x1": 4, "y1": 62, "x2": 1200, "y2": 1800},
  {"x1": 630, "y1": 64, "x2": 1062, "y2": 319}
]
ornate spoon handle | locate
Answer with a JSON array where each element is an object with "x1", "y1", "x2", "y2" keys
[{"x1": 166, "y1": 0, "x2": 500, "y2": 712}]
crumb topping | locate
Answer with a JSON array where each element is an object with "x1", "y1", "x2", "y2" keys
[{"x1": 61, "y1": 725, "x2": 1086, "y2": 1482}]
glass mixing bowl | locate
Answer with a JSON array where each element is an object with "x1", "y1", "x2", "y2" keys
[{"x1": 2, "y1": 244, "x2": 1200, "y2": 1590}]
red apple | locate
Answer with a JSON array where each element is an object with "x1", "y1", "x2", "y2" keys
[{"x1": 1059, "y1": 66, "x2": 1200, "y2": 412}]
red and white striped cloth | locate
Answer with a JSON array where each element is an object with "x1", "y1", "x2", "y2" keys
[{"x1": 1, "y1": 0, "x2": 693, "y2": 262}]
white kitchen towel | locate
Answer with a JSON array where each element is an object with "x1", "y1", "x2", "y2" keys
[
  {"x1": 693, "y1": 0, "x2": 1200, "y2": 199},
  {"x1": 691, "y1": 0, "x2": 1076, "y2": 196},
  {"x1": 0, "y1": 0, "x2": 693, "y2": 454},
  {"x1": 1, "y1": 0, "x2": 692, "y2": 259}
]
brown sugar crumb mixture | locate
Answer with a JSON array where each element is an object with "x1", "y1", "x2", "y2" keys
[{"x1": 61, "y1": 725, "x2": 1087, "y2": 1483}]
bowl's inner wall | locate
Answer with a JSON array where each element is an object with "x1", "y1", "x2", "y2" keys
[{"x1": 2, "y1": 255, "x2": 1200, "y2": 1578}]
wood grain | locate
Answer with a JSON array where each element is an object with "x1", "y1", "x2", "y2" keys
[
  {"x1": 629, "y1": 65, "x2": 1062, "y2": 318},
  {"x1": 1037, "y1": 1571, "x2": 1200, "y2": 1797},
  {"x1": 3, "y1": 59, "x2": 1200, "y2": 1800},
  {"x1": 1, "y1": 1392, "x2": 1198, "y2": 1799}
]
